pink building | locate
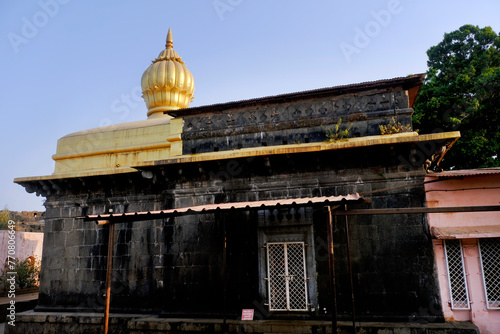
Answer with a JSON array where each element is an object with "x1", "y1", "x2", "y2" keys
[
  {"x1": 425, "y1": 168, "x2": 500, "y2": 334},
  {"x1": 0, "y1": 231, "x2": 44, "y2": 268}
]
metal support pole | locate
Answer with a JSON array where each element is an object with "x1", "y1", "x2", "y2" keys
[
  {"x1": 325, "y1": 206, "x2": 337, "y2": 334},
  {"x1": 344, "y1": 206, "x2": 356, "y2": 334},
  {"x1": 222, "y1": 213, "x2": 228, "y2": 333},
  {"x1": 103, "y1": 222, "x2": 115, "y2": 334}
]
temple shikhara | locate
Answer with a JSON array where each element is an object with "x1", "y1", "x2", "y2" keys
[{"x1": 14, "y1": 29, "x2": 485, "y2": 333}]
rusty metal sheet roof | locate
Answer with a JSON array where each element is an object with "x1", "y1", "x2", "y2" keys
[
  {"x1": 427, "y1": 168, "x2": 500, "y2": 178},
  {"x1": 431, "y1": 225, "x2": 500, "y2": 239},
  {"x1": 82, "y1": 194, "x2": 363, "y2": 222}
]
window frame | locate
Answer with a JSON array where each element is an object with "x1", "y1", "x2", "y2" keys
[
  {"x1": 478, "y1": 237, "x2": 500, "y2": 310},
  {"x1": 443, "y1": 239, "x2": 470, "y2": 310},
  {"x1": 266, "y1": 241, "x2": 309, "y2": 312}
]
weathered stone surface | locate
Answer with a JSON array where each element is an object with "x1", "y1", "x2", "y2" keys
[
  {"x1": 6, "y1": 313, "x2": 479, "y2": 334},
  {"x1": 15, "y1": 75, "x2": 463, "y2": 333},
  {"x1": 182, "y1": 90, "x2": 413, "y2": 154},
  {"x1": 32, "y1": 144, "x2": 444, "y2": 324}
]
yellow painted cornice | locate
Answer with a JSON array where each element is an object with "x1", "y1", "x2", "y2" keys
[
  {"x1": 52, "y1": 142, "x2": 173, "y2": 161},
  {"x1": 14, "y1": 167, "x2": 138, "y2": 184},
  {"x1": 136, "y1": 131, "x2": 460, "y2": 167},
  {"x1": 51, "y1": 117, "x2": 183, "y2": 174},
  {"x1": 15, "y1": 131, "x2": 460, "y2": 183}
]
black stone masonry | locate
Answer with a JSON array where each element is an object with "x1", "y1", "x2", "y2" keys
[{"x1": 12, "y1": 75, "x2": 475, "y2": 333}]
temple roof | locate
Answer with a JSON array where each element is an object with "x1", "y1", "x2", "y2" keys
[
  {"x1": 165, "y1": 74, "x2": 426, "y2": 117},
  {"x1": 141, "y1": 28, "x2": 195, "y2": 119}
]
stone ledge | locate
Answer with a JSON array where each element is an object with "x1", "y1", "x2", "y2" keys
[
  {"x1": 136, "y1": 131, "x2": 460, "y2": 168},
  {"x1": 6, "y1": 311, "x2": 479, "y2": 334}
]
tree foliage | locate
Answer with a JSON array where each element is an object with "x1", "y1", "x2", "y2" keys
[
  {"x1": 0, "y1": 206, "x2": 10, "y2": 230},
  {"x1": 2, "y1": 256, "x2": 41, "y2": 290},
  {"x1": 413, "y1": 24, "x2": 500, "y2": 169}
]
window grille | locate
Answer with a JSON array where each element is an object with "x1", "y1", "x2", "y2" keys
[
  {"x1": 444, "y1": 240, "x2": 470, "y2": 309},
  {"x1": 479, "y1": 238, "x2": 500, "y2": 309},
  {"x1": 266, "y1": 242, "x2": 308, "y2": 311}
]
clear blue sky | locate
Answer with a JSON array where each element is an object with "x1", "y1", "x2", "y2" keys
[{"x1": 1, "y1": 0, "x2": 499, "y2": 212}]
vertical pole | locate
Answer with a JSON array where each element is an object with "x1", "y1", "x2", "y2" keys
[
  {"x1": 104, "y1": 222, "x2": 115, "y2": 334},
  {"x1": 222, "y1": 212, "x2": 228, "y2": 333},
  {"x1": 344, "y1": 205, "x2": 357, "y2": 334},
  {"x1": 325, "y1": 206, "x2": 337, "y2": 334}
]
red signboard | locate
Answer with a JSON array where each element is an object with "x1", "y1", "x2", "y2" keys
[{"x1": 241, "y1": 309, "x2": 254, "y2": 320}]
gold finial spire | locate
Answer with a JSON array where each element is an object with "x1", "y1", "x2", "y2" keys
[
  {"x1": 141, "y1": 28, "x2": 195, "y2": 119},
  {"x1": 166, "y1": 27, "x2": 173, "y2": 49}
]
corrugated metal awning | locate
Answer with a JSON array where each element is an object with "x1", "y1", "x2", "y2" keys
[
  {"x1": 427, "y1": 168, "x2": 500, "y2": 178},
  {"x1": 82, "y1": 194, "x2": 363, "y2": 222},
  {"x1": 431, "y1": 225, "x2": 500, "y2": 239}
]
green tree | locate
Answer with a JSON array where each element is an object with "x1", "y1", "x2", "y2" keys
[
  {"x1": 413, "y1": 24, "x2": 500, "y2": 169},
  {"x1": 0, "y1": 206, "x2": 10, "y2": 230},
  {"x1": 1, "y1": 256, "x2": 41, "y2": 290}
]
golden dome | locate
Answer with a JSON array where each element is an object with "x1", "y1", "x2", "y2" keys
[{"x1": 141, "y1": 28, "x2": 195, "y2": 119}]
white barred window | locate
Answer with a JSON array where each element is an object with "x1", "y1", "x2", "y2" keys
[
  {"x1": 479, "y1": 238, "x2": 500, "y2": 309},
  {"x1": 266, "y1": 242, "x2": 308, "y2": 311},
  {"x1": 444, "y1": 239, "x2": 470, "y2": 309}
]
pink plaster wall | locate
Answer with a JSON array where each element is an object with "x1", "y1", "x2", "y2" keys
[
  {"x1": 425, "y1": 172, "x2": 500, "y2": 334},
  {"x1": 0, "y1": 231, "x2": 44, "y2": 268},
  {"x1": 426, "y1": 174, "x2": 500, "y2": 229}
]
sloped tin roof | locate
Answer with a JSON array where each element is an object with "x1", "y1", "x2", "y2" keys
[
  {"x1": 427, "y1": 168, "x2": 500, "y2": 178},
  {"x1": 82, "y1": 194, "x2": 363, "y2": 222}
]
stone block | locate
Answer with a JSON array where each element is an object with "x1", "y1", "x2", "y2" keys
[
  {"x1": 83, "y1": 229, "x2": 97, "y2": 246},
  {"x1": 65, "y1": 229, "x2": 84, "y2": 247}
]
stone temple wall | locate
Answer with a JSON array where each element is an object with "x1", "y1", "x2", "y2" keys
[
  {"x1": 181, "y1": 88, "x2": 412, "y2": 154},
  {"x1": 21, "y1": 76, "x2": 451, "y2": 325},
  {"x1": 36, "y1": 143, "x2": 443, "y2": 322}
]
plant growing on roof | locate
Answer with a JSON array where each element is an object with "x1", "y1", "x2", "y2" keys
[
  {"x1": 325, "y1": 118, "x2": 354, "y2": 142},
  {"x1": 379, "y1": 117, "x2": 412, "y2": 135}
]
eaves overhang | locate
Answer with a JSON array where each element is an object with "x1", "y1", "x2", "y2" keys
[
  {"x1": 431, "y1": 225, "x2": 500, "y2": 239},
  {"x1": 13, "y1": 131, "x2": 460, "y2": 186},
  {"x1": 134, "y1": 131, "x2": 460, "y2": 169},
  {"x1": 426, "y1": 168, "x2": 500, "y2": 179}
]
